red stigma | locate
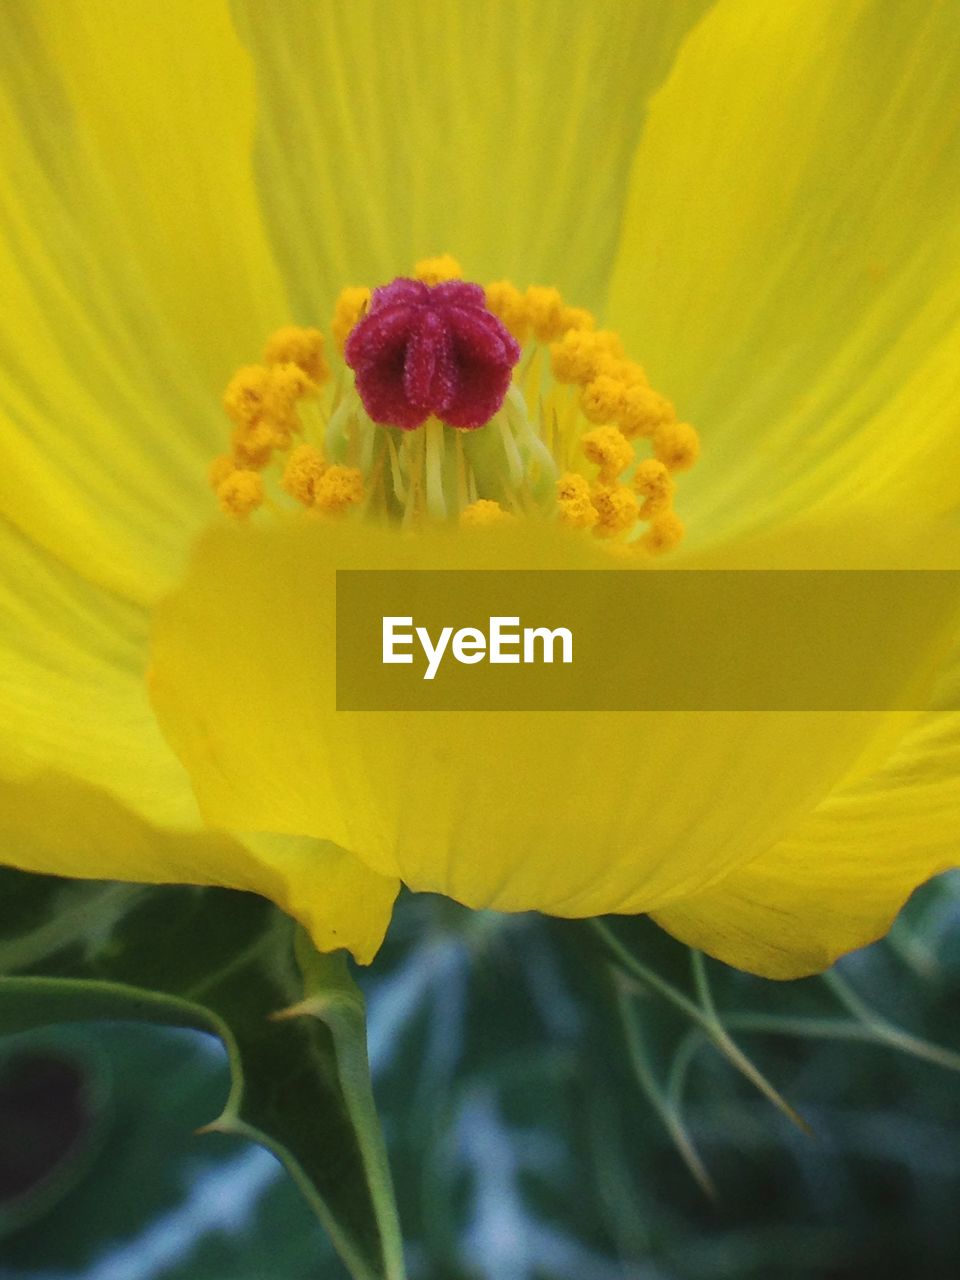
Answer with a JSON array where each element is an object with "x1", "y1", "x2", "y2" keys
[{"x1": 344, "y1": 278, "x2": 521, "y2": 430}]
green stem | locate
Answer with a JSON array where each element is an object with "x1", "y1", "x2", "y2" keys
[{"x1": 294, "y1": 933, "x2": 408, "y2": 1280}]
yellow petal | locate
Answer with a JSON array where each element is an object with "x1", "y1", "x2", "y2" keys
[
  {"x1": 149, "y1": 520, "x2": 942, "y2": 921},
  {"x1": 0, "y1": 772, "x2": 397, "y2": 965},
  {"x1": 0, "y1": 519, "x2": 397, "y2": 962},
  {"x1": 605, "y1": 0, "x2": 960, "y2": 540},
  {"x1": 0, "y1": 519, "x2": 198, "y2": 829},
  {"x1": 0, "y1": 0, "x2": 288, "y2": 600},
  {"x1": 234, "y1": 0, "x2": 712, "y2": 315},
  {"x1": 651, "y1": 711, "x2": 960, "y2": 979}
]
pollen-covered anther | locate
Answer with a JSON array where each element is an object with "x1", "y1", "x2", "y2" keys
[
  {"x1": 581, "y1": 425, "x2": 634, "y2": 483},
  {"x1": 653, "y1": 421, "x2": 701, "y2": 472},
  {"x1": 208, "y1": 453, "x2": 236, "y2": 491},
  {"x1": 551, "y1": 330, "x2": 633, "y2": 387},
  {"x1": 556, "y1": 472, "x2": 598, "y2": 530},
  {"x1": 332, "y1": 287, "x2": 372, "y2": 353},
  {"x1": 217, "y1": 469, "x2": 263, "y2": 519},
  {"x1": 314, "y1": 465, "x2": 364, "y2": 515},
  {"x1": 223, "y1": 363, "x2": 317, "y2": 458},
  {"x1": 591, "y1": 484, "x2": 639, "y2": 538},
  {"x1": 263, "y1": 326, "x2": 330, "y2": 385},
  {"x1": 459, "y1": 499, "x2": 515, "y2": 528},
  {"x1": 231, "y1": 421, "x2": 284, "y2": 470},
  {"x1": 550, "y1": 329, "x2": 605, "y2": 384},
  {"x1": 559, "y1": 305, "x2": 595, "y2": 333},
  {"x1": 223, "y1": 364, "x2": 271, "y2": 428},
  {"x1": 594, "y1": 355, "x2": 647, "y2": 387},
  {"x1": 525, "y1": 286, "x2": 569, "y2": 343},
  {"x1": 414, "y1": 254, "x2": 463, "y2": 286},
  {"x1": 618, "y1": 386, "x2": 676, "y2": 440},
  {"x1": 580, "y1": 374, "x2": 628, "y2": 425},
  {"x1": 345, "y1": 278, "x2": 521, "y2": 430},
  {"x1": 641, "y1": 510, "x2": 685, "y2": 555},
  {"x1": 264, "y1": 363, "x2": 318, "y2": 427},
  {"x1": 282, "y1": 443, "x2": 328, "y2": 506},
  {"x1": 485, "y1": 281, "x2": 531, "y2": 345},
  {"x1": 633, "y1": 458, "x2": 676, "y2": 517}
]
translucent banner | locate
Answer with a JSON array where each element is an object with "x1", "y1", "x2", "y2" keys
[{"x1": 336, "y1": 571, "x2": 960, "y2": 711}]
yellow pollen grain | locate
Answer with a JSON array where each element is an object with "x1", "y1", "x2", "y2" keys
[
  {"x1": 591, "y1": 483, "x2": 639, "y2": 538},
  {"x1": 282, "y1": 443, "x2": 328, "y2": 506},
  {"x1": 314, "y1": 464, "x2": 364, "y2": 514},
  {"x1": 525, "y1": 285, "x2": 568, "y2": 342},
  {"x1": 217, "y1": 469, "x2": 263, "y2": 519},
  {"x1": 231, "y1": 421, "x2": 284, "y2": 470},
  {"x1": 618, "y1": 386, "x2": 676, "y2": 440},
  {"x1": 556, "y1": 472, "x2": 598, "y2": 529},
  {"x1": 641, "y1": 510, "x2": 685, "y2": 554},
  {"x1": 581, "y1": 425, "x2": 634, "y2": 483},
  {"x1": 633, "y1": 458, "x2": 676, "y2": 517},
  {"x1": 591, "y1": 330, "x2": 625, "y2": 359},
  {"x1": 550, "y1": 330, "x2": 605, "y2": 385},
  {"x1": 262, "y1": 362, "x2": 317, "y2": 433},
  {"x1": 223, "y1": 363, "x2": 315, "y2": 447},
  {"x1": 653, "y1": 421, "x2": 701, "y2": 472},
  {"x1": 581, "y1": 374, "x2": 628, "y2": 425},
  {"x1": 485, "y1": 280, "x2": 531, "y2": 344},
  {"x1": 332, "y1": 287, "x2": 372, "y2": 353},
  {"x1": 223, "y1": 364, "x2": 271, "y2": 428},
  {"x1": 459, "y1": 498, "x2": 515, "y2": 528},
  {"x1": 208, "y1": 453, "x2": 236, "y2": 491},
  {"x1": 263, "y1": 326, "x2": 330, "y2": 385},
  {"x1": 558, "y1": 305, "x2": 595, "y2": 333},
  {"x1": 414, "y1": 253, "x2": 463, "y2": 285},
  {"x1": 594, "y1": 354, "x2": 647, "y2": 387}
]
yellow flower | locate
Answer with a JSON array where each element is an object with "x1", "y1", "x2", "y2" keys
[{"x1": 2, "y1": 1, "x2": 959, "y2": 979}]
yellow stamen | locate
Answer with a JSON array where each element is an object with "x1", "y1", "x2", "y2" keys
[
  {"x1": 580, "y1": 374, "x2": 628, "y2": 425},
  {"x1": 264, "y1": 363, "x2": 318, "y2": 427},
  {"x1": 641, "y1": 510, "x2": 685, "y2": 555},
  {"x1": 282, "y1": 443, "x2": 328, "y2": 506},
  {"x1": 550, "y1": 329, "x2": 606, "y2": 385},
  {"x1": 231, "y1": 421, "x2": 285, "y2": 470},
  {"x1": 459, "y1": 499, "x2": 515, "y2": 528},
  {"x1": 633, "y1": 458, "x2": 676, "y2": 518},
  {"x1": 332, "y1": 287, "x2": 372, "y2": 353},
  {"x1": 653, "y1": 421, "x2": 701, "y2": 472},
  {"x1": 263, "y1": 326, "x2": 330, "y2": 386},
  {"x1": 314, "y1": 465, "x2": 364, "y2": 515},
  {"x1": 594, "y1": 354, "x2": 647, "y2": 387},
  {"x1": 485, "y1": 281, "x2": 531, "y2": 345},
  {"x1": 208, "y1": 453, "x2": 236, "y2": 491},
  {"x1": 525, "y1": 285, "x2": 569, "y2": 343},
  {"x1": 558, "y1": 306, "x2": 595, "y2": 333},
  {"x1": 591, "y1": 484, "x2": 639, "y2": 538},
  {"x1": 581, "y1": 426, "x2": 634, "y2": 484},
  {"x1": 414, "y1": 253, "x2": 463, "y2": 285},
  {"x1": 223, "y1": 364, "x2": 271, "y2": 428},
  {"x1": 618, "y1": 386, "x2": 676, "y2": 440},
  {"x1": 223, "y1": 362, "x2": 316, "y2": 442},
  {"x1": 217, "y1": 469, "x2": 263, "y2": 519},
  {"x1": 556, "y1": 473, "x2": 599, "y2": 530}
]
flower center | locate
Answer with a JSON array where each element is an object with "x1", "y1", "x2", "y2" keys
[
  {"x1": 210, "y1": 255, "x2": 699, "y2": 554},
  {"x1": 345, "y1": 277, "x2": 520, "y2": 430}
]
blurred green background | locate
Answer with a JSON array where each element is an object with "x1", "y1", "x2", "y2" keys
[{"x1": 1, "y1": 871, "x2": 958, "y2": 1280}]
